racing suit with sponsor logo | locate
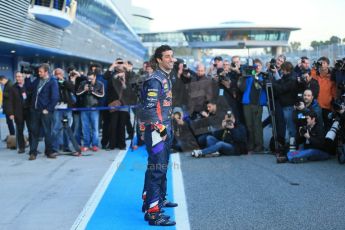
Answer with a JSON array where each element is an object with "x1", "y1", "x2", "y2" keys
[{"x1": 140, "y1": 68, "x2": 172, "y2": 212}]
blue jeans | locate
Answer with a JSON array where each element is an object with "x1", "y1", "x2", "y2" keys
[
  {"x1": 52, "y1": 110, "x2": 73, "y2": 151},
  {"x1": 80, "y1": 111, "x2": 99, "y2": 147},
  {"x1": 283, "y1": 106, "x2": 296, "y2": 139},
  {"x1": 287, "y1": 148, "x2": 329, "y2": 162},
  {"x1": 201, "y1": 135, "x2": 234, "y2": 155}
]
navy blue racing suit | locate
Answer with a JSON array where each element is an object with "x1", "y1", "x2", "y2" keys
[{"x1": 140, "y1": 68, "x2": 172, "y2": 211}]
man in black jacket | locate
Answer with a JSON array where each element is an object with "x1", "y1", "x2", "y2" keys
[
  {"x1": 277, "y1": 110, "x2": 329, "y2": 163},
  {"x1": 10, "y1": 72, "x2": 31, "y2": 153},
  {"x1": 0, "y1": 75, "x2": 15, "y2": 138},
  {"x1": 273, "y1": 61, "x2": 298, "y2": 142},
  {"x1": 295, "y1": 56, "x2": 320, "y2": 99}
]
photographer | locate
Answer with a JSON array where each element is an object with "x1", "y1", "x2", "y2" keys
[
  {"x1": 293, "y1": 89, "x2": 323, "y2": 130},
  {"x1": 76, "y1": 71, "x2": 104, "y2": 152},
  {"x1": 269, "y1": 54, "x2": 286, "y2": 80},
  {"x1": 192, "y1": 111, "x2": 247, "y2": 157},
  {"x1": 295, "y1": 57, "x2": 320, "y2": 98},
  {"x1": 171, "y1": 109, "x2": 198, "y2": 152},
  {"x1": 277, "y1": 110, "x2": 329, "y2": 163},
  {"x1": 187, "y1": 64, "x2": 214, "y2": 119},
  {"x1": 238, "y1": 58, "x2": 267, "y2": 153},
  {"x1": 311, "y1": 56, "x2": 337, "y2": 131},
  {"x1": 273, "y1": 61, "x2": 298, "y2": 141},
  {"x1": 105, "y1": 65, "x2": 131, "y2": 150},
  {"x1": 51, "y1": 68, "x2": 76, "y2": 153},
  {"x1": 207, "y1": 56, "x2": 223, "y2": 78},
  {"x1": 332, "y1": 58, "x2": 345, "y2": 98},
  {"x1": 67, "y1": 67, "x2": 85, "y2": 146}
]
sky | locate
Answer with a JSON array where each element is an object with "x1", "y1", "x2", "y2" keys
[{"x1": 132, "y1": 0, "x2": 345, "y2": 49}]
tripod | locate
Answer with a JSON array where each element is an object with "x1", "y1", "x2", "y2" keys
[
  {"x1": 60, "y1": 116, "x2": 81, "y2": 156},
  {"x1": 265, "y1": 81, "x2": 280, "y2": 154}
]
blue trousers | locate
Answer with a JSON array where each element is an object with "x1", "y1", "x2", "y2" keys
[
  {"x1": 143, "y1": 125, "x2": 171, "y2": 210},
  {"x1": 201, "y1": 135, "x2": 235, "y2": 155},
  {"x1": 287, "y1": 148, "x2": 329, "y2": 162},
  {"x1": 80, "y1": 111, "x2": 99, "y2": 147}
]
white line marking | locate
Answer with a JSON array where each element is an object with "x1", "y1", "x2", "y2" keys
[
  {"x1": 70, "y1": 149, "x2": 128, "y2": 230},
  {"x1": 171, "y1": 153, "x2": 191, "y2": 230}
]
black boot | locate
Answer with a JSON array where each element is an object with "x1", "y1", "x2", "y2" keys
[
  {"x1": 161, "y1": 199, "x2": 178, "y2": 208},
  {"x1": 146, "y1": 212, "x2": 176, "y2": 226}
]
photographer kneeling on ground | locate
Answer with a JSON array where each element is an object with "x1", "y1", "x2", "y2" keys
[
  {"x1": 277, "y1": 110, "x2": 329, "y2": 163},
  {"x1": 191, "y1": 111, "x2": 247, "y2": 158}
]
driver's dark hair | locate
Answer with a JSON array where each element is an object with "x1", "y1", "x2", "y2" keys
[{"x1": 149, "y1": 45, "x2": 173, "y2": 70}]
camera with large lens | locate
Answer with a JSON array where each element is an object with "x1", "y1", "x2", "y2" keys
[
  {"x1": 231, "y1": 62, "x2": 237, "y2": 68},
  {"x1": 325, "y1": 120, "x2": 340, "y2": 141}
]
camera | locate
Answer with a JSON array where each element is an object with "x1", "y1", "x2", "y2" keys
[
  {"x1": 334, "y1": 59, "x2": 345, "y2": 71},
  {"x1": 242, "y1": 65, "x2": 256, "y2": 76},
  {"x1": 231, "y1": 62, "x2": 236, "y2": 68},
  {"x1": 299, "y1": 126, "x2": 309, "y2": 136},
  {"x1": 182, "y1": 64, "x2": 190, "y2": 75},
  {"x1": 225, "y1": 110, "x2": 234, "y2": 126},
  {"x1": 20, "y1": 63, "x2": 40, "y2": 77},
  {"x1": 312, "y1": 60, "x2": 322, "y2": 70},
  {"x1": 269, "y1": 58, "x2": 277, "y2": 70},
  {"x1": 295, "y1": 93, "x2": 304, "y2": 107},
  {"x1": 226, "y1": 110, "x2": 232, "y2": 118},
  {"x1": 297, "y1": 113, "x2": 308, "y2": 136},
  {"x1": 217, "y1": 68, "x2": 227, "y2": 82}
]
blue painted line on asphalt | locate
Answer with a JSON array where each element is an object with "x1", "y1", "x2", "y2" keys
[{"x1": 86, "y1": 145, "x2": 176, "y2": 230}]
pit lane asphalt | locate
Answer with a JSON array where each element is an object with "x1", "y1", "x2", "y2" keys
[{"x1": 179, "y1": 152, "x2": 345, "y2": 230}]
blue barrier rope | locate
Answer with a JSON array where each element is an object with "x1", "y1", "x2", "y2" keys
[{"x1": 56, "y1": 104, "x2": 139, "y2": 112}]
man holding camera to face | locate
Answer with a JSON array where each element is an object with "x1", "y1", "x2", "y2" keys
[
  {"x1": 104, "y1": 58, "x2": 132, "y2": 150},
  {"x1": 76, "y1": 71, "x2": 104, "y2": 152},
  {"x1": 295, "y1": 56, "x2": 320, "y2": 99},
  {"x1": 277, "y1": 110, "x2": 329, "y2": 163},
  {"x1": 192, "y1": 110, "x2": 247, "y2": 157}
]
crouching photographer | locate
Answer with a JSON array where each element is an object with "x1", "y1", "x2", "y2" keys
[
  {"x1": 191, "y1": 111, "x2": 247, "y2": 158},
  {"x1": 277, "y1": 110, "x2": 329, "y2": 163}
]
